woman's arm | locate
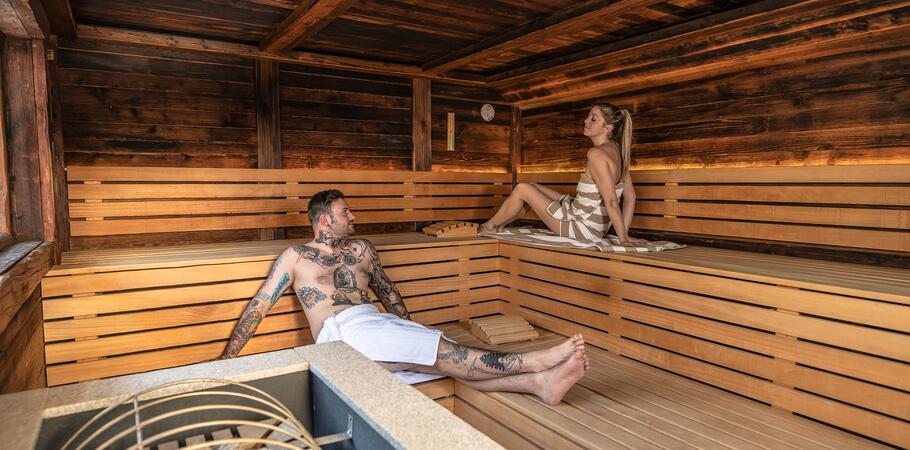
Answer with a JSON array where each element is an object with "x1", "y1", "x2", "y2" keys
[
  {"x1": 621, "y1": 170, "x2": 636, "y2": 233},
  {"x1": 586, "y1": 148, "x2": 632, "y2": 243}
]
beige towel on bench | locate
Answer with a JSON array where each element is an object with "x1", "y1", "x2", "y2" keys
[{"x1": 480, "y1": 227, "x2": 685, "y2": 252}]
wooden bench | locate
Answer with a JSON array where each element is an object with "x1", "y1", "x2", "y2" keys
[
  {"x1": 497, "y1": 242, "x2": 909, "y2": 448},
  {"x1": 44, "y1": 164, "x2": 908, "y2": 447},
  {"x1": 66, "y1": 166, "x2": 512, "y2": 249},
  {"x1": 519, "y1": 164, "x2": 910, "y2": 257},
  {"x1": 504, "y1": 164, "x2": 909, "y2": 447},
  {"x1": 417, "y1": 322, "x2": 891, "y2": 450},
  {"x1": 41, "y1": 233, "x2": 504, "y2": 386}
]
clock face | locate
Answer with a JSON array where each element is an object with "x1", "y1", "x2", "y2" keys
[{"x1": 480, "y1": 103, "x2": 495, "y2": 122}]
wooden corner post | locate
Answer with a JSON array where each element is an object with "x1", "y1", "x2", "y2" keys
[{"x1": 412, "y1": 78, "x2": 431, "y2": 171}]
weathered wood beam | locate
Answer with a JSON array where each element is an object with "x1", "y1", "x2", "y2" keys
[
  {"x1": 256, "y1": 60, "x2": 285, "y2": 240},
  {"x1": 260, "y1": 0, "x2": 357, "y2": 54},
  {"x1": 45, "y1": 35, "x2": 70, "y2": 256},
  {"x1": 506, "y1": 0, "x2": 910, "y2": 109},
  {"x1": 422, "y1": 0, "x2": 658, "y2": 75},
  {"x1": 412, "y1": 79, "x2": 432, "y2": 171},
  {"x1": 2, "y1": 39, "x2": 55, "y2": 242},
  {"x1": 0, "y1": 0, "x2": 50, "y2": 38},
  {"x1": 76, "y1": 24, "x2": 486, "y2": 86},
  {"x1": 39, "y1": 0, "x2": 76, "y2": 39},
  {"x1": 488, "y1": 0, "x2": 804, "y2": 84}
]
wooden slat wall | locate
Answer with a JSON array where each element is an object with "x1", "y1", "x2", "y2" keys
[
  {"x1": 66, "y1": 166, "x2": 510, "y2": 249},
  {"x1": 431, "y1": 83, "x2": 512, "y2": 172},
  {"x1": 279, "y1": 64, "x2": 412, "y2": 171},
  {"x1": 499, "y1": 243, "x2": 910, "y2": 449},
  {"x1": 518, "y1": 165, "x2": 910, "y2": 253},
  {"x1": 57, "y1": 40, "x2": 258, "y2": 168},
  {"x1": 520, "y1": 29, "x2": 910, "y2": 172},
  {"x1": 41, "y1": 238, "x2": 504, "y2": 386}
]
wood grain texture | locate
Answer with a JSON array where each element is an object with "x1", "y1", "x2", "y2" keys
[
  {"x1": 412, "y1": 78, "x2": 432, "y2": 170},
  {"x1": 42, "y1": 235, "x2": 502, "y2": 384},
  {"x1": 260, "y1": 0, "x2": 356, "y2": 54},
  {"x1": 499, "y1": 242, "x2": 910, "y2": 447}
]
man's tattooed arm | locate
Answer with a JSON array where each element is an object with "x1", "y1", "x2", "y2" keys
[
  {"x1": 365, "y1": 241, "x2": 410, "y2": 319},
  {"x1": 220, "y1": 248, "x2": 295, "y2": 359}
]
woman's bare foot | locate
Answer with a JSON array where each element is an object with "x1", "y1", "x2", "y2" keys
[
  {"x1": 479, "y1": 222, "x2": 497, "y2": 233},
  {"x1": 526, "y1": 334, "x2": 584, "y2": 372},
  {"x1": 537, "y1": 348, "x2": 587, "y2": 406}
]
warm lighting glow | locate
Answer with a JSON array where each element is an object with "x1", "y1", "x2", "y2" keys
[{"x1": 431, "y1": 167, "x2": 509, "y2": 173}]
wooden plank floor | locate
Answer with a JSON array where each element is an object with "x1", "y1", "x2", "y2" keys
[{"x1": 436, "y1": 322, "x2": 889, "y2": 450}]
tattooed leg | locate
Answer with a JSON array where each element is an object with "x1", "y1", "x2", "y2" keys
[
  {"x1": 455, "y1": 347, "x2": 589, "y2": 405},
  {"x1": 434, "y1": 339, "x2": 529, "y2": 380}
]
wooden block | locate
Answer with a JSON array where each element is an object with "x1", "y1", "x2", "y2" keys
[
  {"x1": 470, "y1": 314, "x2": 538, "y2": 345},
  {"x1": 423, "y1": 221, "x2": 479, "y2": 238}
]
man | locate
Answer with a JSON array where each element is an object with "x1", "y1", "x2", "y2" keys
[{"x1": 221, "y1": 190, "x2": 588, "y2": 405}]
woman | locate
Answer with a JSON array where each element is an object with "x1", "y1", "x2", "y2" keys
[{"x1": 480, "y1": 103, "x2": 647, "y2": 247}]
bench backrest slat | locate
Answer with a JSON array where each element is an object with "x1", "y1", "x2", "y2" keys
[
  {"x1": 519, "y1": 164, "x2": 910, "y2": 252},
  {"x1": 67, "y1": 166, "x2": 511, "y2": 239}
]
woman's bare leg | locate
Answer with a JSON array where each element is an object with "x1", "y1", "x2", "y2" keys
[
  {"x1": 530, "y1": 182, "x2": 562, "y2": 202},
  {"x1": 482, "y1": 183, "x2": 564, "y2": 233}
]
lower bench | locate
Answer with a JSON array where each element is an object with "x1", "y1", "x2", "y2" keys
[
  {"x1": 417, "y1": 322, "x2": 890, "y2": 450},
  {"x1": 40, "y1": 233, "x2": 504, "y2": 386},
  {"x1": 40, "y1": 234, "x2": 910, "y2": 447}
]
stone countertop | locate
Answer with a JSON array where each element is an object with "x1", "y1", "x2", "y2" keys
[{"x1": 0, "y1": 342, "x2": 502, "y2": 450}]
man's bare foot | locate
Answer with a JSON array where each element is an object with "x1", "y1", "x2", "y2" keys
[
  {"x1": 537, "y1": 348, "x2": 587, "y2": 406},
  {"x1": 527, "y1": 333, "x2": 584, "y2": 372},
  {"x1": 479, "y1": 222, "x2": 497, "y2": 233}
]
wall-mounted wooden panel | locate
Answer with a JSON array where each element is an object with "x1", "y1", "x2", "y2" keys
[
  {"x1": 57, "y1": 40, "x2": 258, "y2": 169},
  {"x1": 521, "y1": 42, "x2": 910, "y2": 172}
]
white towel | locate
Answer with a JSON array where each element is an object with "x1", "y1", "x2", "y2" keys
[{"x1": 316, "y1": 304, "x2": 445, "y2": 384}]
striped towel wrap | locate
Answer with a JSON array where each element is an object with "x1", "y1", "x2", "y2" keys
[{"x1": 485, "y1": 172, "x2": 685, "y2": 253}]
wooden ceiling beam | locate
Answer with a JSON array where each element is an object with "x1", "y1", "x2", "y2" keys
[
  {"x1": 0, "y1": 0, "x2": 50, "y2": 38},
  {"x1": 39, "y1": 0, "x2": 76, "y2": 39},
  {"x1": 488, "y1": 0, "x2": 804, "y2": 84},
  {"x1": 505, "y1": 0, "x2": 909, "y2": 109},
  {"x1": 260, "y1": 0, "x2": 357, "y2": 54},
  {"x1": 76, "y1": 24, "x2": 486, "y2": 86},
  {"x1": 422, "y1": 0, "x2": 660, "y2": 75}
]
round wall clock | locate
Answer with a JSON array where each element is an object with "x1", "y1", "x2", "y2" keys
[{"x1": 480, "y1": 103, "x2": 495, "y2": 122}]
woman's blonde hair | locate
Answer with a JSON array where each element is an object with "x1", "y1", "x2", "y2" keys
[{"x1": 595, "y1": 103, "x2": 632, "y2": 176}]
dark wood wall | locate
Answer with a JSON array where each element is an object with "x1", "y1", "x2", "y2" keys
[
  {"x1": 431, "y1": 83, "x2": 512, "y2": 172},
  {"x1": 57, "y1": 41, "x2": 258, "y2": 168},
  {"x1": 56, "y1": 45, "x2": 518, "y2": 245},
  {"x1": 520, "y1": 20, "x2": 910, "y2": 172},
  {"x1": 279, "y1": 64, "x2": 412, "y2": 171}
]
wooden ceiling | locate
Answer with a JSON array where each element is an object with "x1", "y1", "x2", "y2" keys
[{"x1": 30, "y1": 0, "x2": 909, "y2": 108}]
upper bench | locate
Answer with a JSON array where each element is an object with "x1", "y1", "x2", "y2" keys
[
  {"x1": 519, "y1": 164, "x2": 910, "y2": 254},
  {"x1": 66, "y1": 166, "x2": 511, "y2": 248}
]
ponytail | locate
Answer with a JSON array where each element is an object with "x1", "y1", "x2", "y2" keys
[
  {"x1": 597, "y1": 104, "x2": 633, "y2": 177},
  {"x1": 617, "y1": 109, "x2": 632, "y2": 177}
]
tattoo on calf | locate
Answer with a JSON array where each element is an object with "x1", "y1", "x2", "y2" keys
[
  {"x1": 479, "y1": 351, "x2": 523, "y2": 374},
  {"x1": 296, "y1": 286, "x2": 327, "y2": 309},
  {"x1": 438, "y1": 341, "x2": 469, "y2": 364}
]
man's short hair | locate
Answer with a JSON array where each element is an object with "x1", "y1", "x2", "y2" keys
[{"x1": 308, "y1": 189, "x2": 345, "y2": 227}]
